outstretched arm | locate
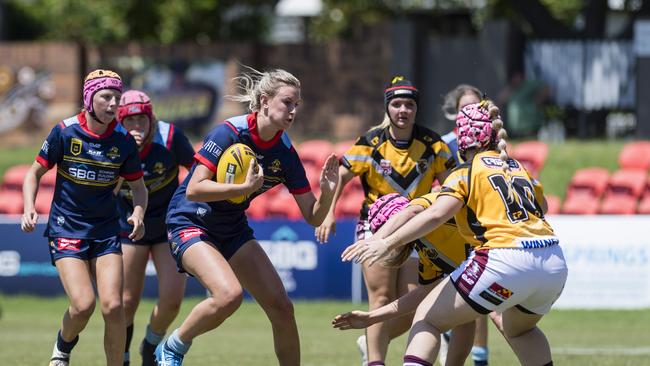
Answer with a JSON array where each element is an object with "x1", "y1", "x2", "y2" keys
[
  {"x1": 333, "y1": 281, "x2": 437, "y2": 330},
  {"x1": 294, "y1": 154, "x2": 340, "y2": 227},
  {"x1": 342, "y1": 195, "x2": 463, "y2": 266}
]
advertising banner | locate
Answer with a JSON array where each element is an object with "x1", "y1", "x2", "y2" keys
[{"x1": 0, "y1": 218, "x2": 355, "y2": 300}]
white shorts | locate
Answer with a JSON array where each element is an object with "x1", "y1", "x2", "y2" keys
[
  {"x1": 356, "y1": 219, "x2": 418, "y2": 258},
  {"x1": 450, "y1": 245, "x2": 568, "y2": 315}
]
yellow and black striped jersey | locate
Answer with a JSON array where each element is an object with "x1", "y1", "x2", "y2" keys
[
  {"x1": 409, "y1": 192, "x2": 471, "y2": 284},
  {"x1": 439, "y1": 150, "x2": 556, "y2": 250},
  {"x1": 341, "y1": 125, "x2": 456, "y2": 219}
]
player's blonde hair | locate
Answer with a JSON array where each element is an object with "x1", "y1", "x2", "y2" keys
[
  {"x1": 442, "y1": 84, "x2": 483, "y2": 120},
  {"x1": 381, "y1": 242, "x2": 415, "y2": 268},
  {"x1": 485, "y1": 100, "x2": 514, "y2": 201},
  {"x1": 228, "y1": 66, "x2": 301, "y2": 112}
]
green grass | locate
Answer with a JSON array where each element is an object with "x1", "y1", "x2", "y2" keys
[{"x1": 1, "y1": 295, "x2": 648, "y2": 365}]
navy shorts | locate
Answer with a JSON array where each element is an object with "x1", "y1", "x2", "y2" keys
[
  {"x1": 120, "y1": 216, "x2": 168, "y2": 245},
  {"x1": 167, "y1": 225, "x2": 255, "y2": 273},
  {"x1": 120, "y1": 231, "x2": 168, "y2": 246},
  {"x1": 48, "y1": 236, "x2": 122, "y2": 265}
]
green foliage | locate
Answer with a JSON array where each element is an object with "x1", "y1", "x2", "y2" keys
[{"x1": 5, "y1": 0, "x2": 277, "y2": 43}]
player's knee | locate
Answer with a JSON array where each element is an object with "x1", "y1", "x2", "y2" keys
[
  {"x1": 70, "y1": 297, "x2": 96, "y2": 320},
  {"x1": 100, "y1": 297, "x2": 124, "y2": 319},
  {"x1": 122, "y1": 293, "x2": 140, "y2": 314},
  {"x1": 266, "y1": 295, "x2": 295, "y2": 321},
  {"x1": 209, "y1": 285, "x2": 243, "y2": 316},
  {"x1": 369, "y1": 293, "x2": 391, "y2": 309},
  {"x1": 158, "y1": 296, "x2": 183, "y2": 316}
]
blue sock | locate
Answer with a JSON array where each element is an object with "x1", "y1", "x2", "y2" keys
[
  {"x1": 165, "y1": 329, "x2": 191, "y2": 355},
  {"x1": 57, "y1": 330, "x2": 79, "y2": 354},
  {"x1": 472, "y1": 346, "x2": 489, "y2": 362},
  {"x1": 145, "y1": 324, "x2": 164, "y2": 345}
]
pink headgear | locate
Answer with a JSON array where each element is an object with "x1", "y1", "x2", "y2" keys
[
  {"x1": 368, "y1": 193, "x2": 410, "y2": 233},
  {"x1": 83, "y1": 69, "x2": 123, "y2": 114},
  {"x1": 456, "y1": 102, "x2": 493, "y2": 152},
  {"x1": 117, "y1": 90, "x2": 154, "y2": 123}
]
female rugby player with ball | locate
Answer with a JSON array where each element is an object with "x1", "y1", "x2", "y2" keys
[{"x1": 157, "y1": 67, "x2": 339, "y2": 366}]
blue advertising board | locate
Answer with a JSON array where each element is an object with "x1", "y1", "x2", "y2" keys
[{"x1": 0, "y1": 218, "x2": 358, "y2": 300}]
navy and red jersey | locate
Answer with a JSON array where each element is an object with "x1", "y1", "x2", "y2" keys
[
  {"x1": 166, "y1": 113, "x2": 310, "y2": 237},
  {"x1": 116, "y1": 121, "x2": 195, "y2": 238},
  {"x1": 36, "y1": 112, "x2": 143, "y2": 239}
]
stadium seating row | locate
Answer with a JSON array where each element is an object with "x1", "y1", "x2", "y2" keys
[{"x1": 3, "y1": 140, "x2": 650, "y2": 216}]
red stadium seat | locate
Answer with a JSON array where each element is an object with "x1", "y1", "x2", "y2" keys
[
  {"x1": 566, "y1": 167, "x2": 610, "y2": 199},
  {"x1": 2, "y1": 164, "x2": 31, "y2": 191},
  {"x1": 618, "y1": 141, "x2": 650, "y2": 171},
  {"x1": 510, "y1": 141, "x2": 548, "y2": 178},
  {"x1": 246, "y1": 194, "x2": 268, "y2": 220},
  {"x1": 561, "y1": 192, "x2": 599, "y2": 215},
  {"x1": 35, "y1": 188, "x2": 55, "y2": 214},
  {"x1": 0, "y1": 190, "x2": 24, "y2": 214},
  {"x1": 297, "y1": 139, "x2": 334, "y2": 167},
  {"x1": 603, "y1": 169, "x2": 647, "y2": 199},
  {"x1": 335, "y1": 187, "x2": 365, "y2": 219},
  {"x1": 266, "y1": 188, "x2": 302, "y2": 220},
  {"x1": 40, "y1": 168, "x2": 56, "y2": 189},
  {"x1": 544, "y1": 194, "x2": 561, "y2": 215},
  {"x1": 334, "y1": 139, "x2": 356, "y2": 159},
  {"x1": 599, "y1": 195, "x2": 638, "y2": 214}
]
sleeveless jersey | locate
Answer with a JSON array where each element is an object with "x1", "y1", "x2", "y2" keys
[
  {"x1": 341, "y1": 125, "x2": 456, "y2": 219},
  {"x1": 166, "y1": 112, "x2": 310, "y2": 237},
  {"x1": 36, "y1": 112, "x2": 143, "y2": 239},
  {"x1": 116, "y1": 121, "x2": 195, "y2": 235},
  {"x1": 439, "y1": 150, "x2": 556, "y2": 250}
]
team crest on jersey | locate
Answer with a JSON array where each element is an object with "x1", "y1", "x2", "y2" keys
[
  {"x1": 416, "y1": 159, "x2": 428, "y2": 174},
  {"x1": 107, "y1": 146, "x2": 120, "y2": 160},
  {"x1": 153, "y1": 162, "x2": 165, "y2": 175},
  {"x1": 480, "y1": 157, "x2": 520, "y2": 170},
  {"x1": 423, "y1": 135, "x2": 433, "y2": 143},
  {"x1": 379, "y1": 159, "x2": 392, "y2": 176},
  {"x1": 269, "y1": 159, "x2": 282, "y2": 174},
  {"x1": 70, "y1": 138, "x2": 83, "y2": 156}
]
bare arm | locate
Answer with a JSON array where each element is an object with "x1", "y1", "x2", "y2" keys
[
  {"x1": 295, "y1": 154, "x2": 340, "y2": 227},
  {"x1": 186, "y1": 163, "x2": 263, "y2": 202},
  {"x1": 342, "y1": 195, "x2": 463, "y2": 265},
  {"x1": 314, "y1": 164, "x2": 355, "y2": 243},
  {"x1": 332, "y1": 281, "x2": 437, "y2": 330},
  {"x1": 125, "y1": 177, "x2": 148, "y2": 241},
  {"x1": 372, "y1": 205, "x2": 423, "y2": 240},
  {"x1": 21, "y1": 161, "x2": 48, "y2": 232}
]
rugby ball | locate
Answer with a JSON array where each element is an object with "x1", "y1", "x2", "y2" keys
[{"x1": 216, "y1": 143, "x2": 258, "y2": 203}]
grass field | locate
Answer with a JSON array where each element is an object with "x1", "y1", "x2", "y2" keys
[{"x1": 1, "y1": 295, "x2": 649, "y2": 365}]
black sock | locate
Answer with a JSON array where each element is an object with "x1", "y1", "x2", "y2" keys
[
  {"x1": 125, "y1": 324, "x2": 134, "y2": 353},
  {"x1": 542, "y1": 362, "x2": 553, "y2": 366},
  {"x1": 57, "y1": 330, "x2": 79, "y2": 354}
]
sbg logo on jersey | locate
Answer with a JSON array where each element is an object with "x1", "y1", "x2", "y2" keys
[
  {"x1": 69, "y1": 167, "x2": 97, "y2": 180},
  {"x1": 70, "y1": 138, "x2": 83, "y2": 156}
]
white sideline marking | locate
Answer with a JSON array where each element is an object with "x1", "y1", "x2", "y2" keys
[{"x1": 554, "y1": 347, "x2": 650, "y2": 355}]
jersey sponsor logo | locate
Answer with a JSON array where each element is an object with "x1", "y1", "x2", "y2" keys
[
  {"x1": 370, "y1": 136, "x2": 380, "y2": 146},
  {"x1": 203, "y1": 140, "x2": 223, "y2": 159},
  {"x1": 179, "y1": 227, "x2": 205, "y2": 242},
  {"x1": 56, "y1": 216, "x2": 65, "y2": 226},
  {"x1": 57, "y1": 238, "x2": 81, "y2": 252},
  {"x1": 87, "y1": 149, "x2": 102, "y2": 157},
  {"x1": 70, "y1": 138, "x2": 83, "y2": 156},
  {"x1": 196, "y1": 207, "x2": 207, "y2": 217},
  {"x1": 153, "y1": 162, "x2": 165, "y2": 175},
  {"x1": 416, "y1": 159, "x2": 428, "y2": 174},
  {"x1": 423, "y1": 135, "x2": 433, "y2": 143},
  {"x1": 481, "y1": 157, "x2": 520, "y2": 170},
  {"x1": 479, "y1": 282, "x2": 514, "y2": 306},
  {"x1": 41, "y1": 140, "x2": 49, "y2": 154},
  {"x1": 68, "y1": 167, "x2": 97, "y2": 180},
  {"x1": 518, "y1": 237, "x2": 559, "y2": 249},
  {"x1": 380, "y1": 159, "x2": 392, "y2": 176},
  {"x1": 89, "y1": 142, "x2": 101, "y2": 148},
  {"x1": 107, "y1": 146, "x2": 120, "y2": 160},
  {"x1": 269, "y1": 159, "x2": 282, "y2": 174}
]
